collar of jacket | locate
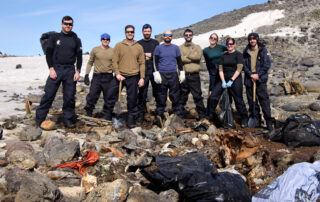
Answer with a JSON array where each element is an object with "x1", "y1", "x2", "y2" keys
[
  {"x1": 244, "y1": 43, "x2": 265, "y2": 55},
  {"x1": 121, "y1": 39, "x2": 137, "y2": 46},
  {"x1": 183, "y1": 42, "x2": 194, "y2": 47}
]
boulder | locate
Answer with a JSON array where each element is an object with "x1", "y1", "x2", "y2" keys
[
  {"x1": 309, "y1": 102, "x2": 320, "y2": 111},
  {"x1": 303, "y1": 81, "x2": 320, "y2": 93},
  {"x1": 59, "y1": 186, "x2": 85, "y2": 202},
  {"x1": 15, "y1": 64, "x2": 22, "y2": 69},
  {"x1": 127, "y1": 186, "x2": 159, "y2": 202},
  {"x1": 164, "y1": 114, "x2": 185, "y2": 130},
  {"x1": 300, "y1": 57, "x2": 314, "y2": 67},
  {"x1": 159, "y1": 189, "x2": 179, "y2": 202},
  {"x1": 85, "y1": 179, "x2": 129, "y2": 202},
  {"x1": 8, "y1": 150, "x2": 37, "y2": 169},
  {"x1": 15, "y1": 173, "x2": 64, "y2": 202},
  {"x1": 5, "y1": 141, "x2": 34, "y2": 158},
  {"x1": 281, "y1": 102, "x2": 304, "y2": 112},
  {"x1": 43, "y1": 136, "x2": 80, "y2": 167},
  {"x1": 18, "y1": 125, "x2": 42, "y2": 141},
  {"x1": 5, "y1": 168, "x2": 26, "y2": 194}
]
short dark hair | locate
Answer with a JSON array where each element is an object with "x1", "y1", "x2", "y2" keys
[
  {"x1": 210, "y1": 33, "x2": 219, "y2": 41},
  {"x1": 142, "y1": 24, "x2": 152, "y2": 31},
  {"x1": 125, "y1": 25, "x2": 135, "y2": 32},
  {"x1": 184, "y1": 29, "x2": 193, "y2": 35},
  {"x1": 62, "y1": 16, "x2": 73, "y2": 23},
  {"x1": 226, "y1": 37, "x2": 235, "y2": 45}
]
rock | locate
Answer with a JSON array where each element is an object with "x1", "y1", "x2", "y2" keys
[
  {"x1": 127, "y1": 186, "x2": 159, "y2": 202},
  {"x1": 0, "y1": 157, "x2": 8, "y2": 167},
  {"x1": 191, "y1": 137, "x2": 199, "y2": 145},
  {"x1": 27, "y1": 93, "x2": 42, "y2": 103},
  {"x1": 76, "y1": 86, "x2": 84, "y2": 93},
  {"x1": 5, "y1": 141, "x2": 34, "y2": 158},
  {"x1": 5, "y1": 168, "x2": 26, "y2": 193},
  {"x1": 2, "y1": 119, "x2": 17, "y2": 129},
  {"x1": 247, "y1": 165, "x2": 266, "y2": 180},
  {"x1": 43, "y1": 136, "x2": 80, "y2": 167},
  {"x1": 40, "y1": 120, "x2": 56, "y2": 130},
  {"x1": 141, "y1": 129, "x2": 158, "y2": 141},
  {"x1": 309, "y1": 102, "x2": 320, "y2": 111},
  {"x1": 281, "y1": 102, "x2": 303, "y2": 112},
  {"x1": 300, "y1": 57, "x2": 314, "y2": 67},
  {"x1": 290, "y1": 79, "x2": 307, "y2": 94},
  {"x1": 201, "y1": 134, "x2": 209, "y2": 141},
  {"x1": 15, "y1": 64, "x2": 22, "y2": 69},
  {"x1": 18, "y1": 125, "x2": 42, "y2": 141},
  {"x1": 15, "y1": 173, "x2": 64, "y2": 202},
  {"x1": 311, "y1": 150, "x2": 320, "y2": 162},
  {"x1": 206, "y1": 124, "x2": 217, "y2": 135},
  {"x1": 303, "y1": 81, "x2": 320, "y2": 93},
  {"x1": 86, "y1": 132, "x2": 100, "y2": 142},
  {"x1": 81, "y1": 174, "x2": 97, "y2": 193},
  {"x1": 269, "y1": 85, "x2": 284, "y2": 96},
  {"x1": 159, "y1": 189, "x2": 179, "y2": 202},
  {"x1": 131, "y1": 127, "x2": 142, "y2": 136},
  {"x1": 164, "y1": 114, "x2": 185, "y2": 130},
  {"x1": 0, "y1": 125, "x2": 3, "y2": 139},
  {"x1": 8, "y1": 150, "x2": 37, "y2": 169},
  {"x1": 32, "y1": 152, "x2": 47, "y2": 167},
  {"x1": 59, "y1": 186, "x2": 86, "y2": 201},
  {"x1": 217, "y1": 166, "x2": 247, "y2": 182},
  {"x1": 85, "y1": 179, "x2": 129, "y2": 202},
  {"x1": 276, "y1": 153, "x2": 294, "y2": 168}
]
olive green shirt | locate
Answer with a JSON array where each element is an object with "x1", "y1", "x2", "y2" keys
[
  {"x1": 249, "y1": 48, "x2": 259, "y2": 73},
  {"x1": 85, "y1": 46, "x2": 114, "y2": 74},
  {"x1": 179, "y1": 42, "x2": 203, "y2": 73}
]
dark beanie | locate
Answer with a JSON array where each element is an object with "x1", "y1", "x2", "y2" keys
[{"x1": 248, "y1": 33, "x2": 259, "y2": 42}]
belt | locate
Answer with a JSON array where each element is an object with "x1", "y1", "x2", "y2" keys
[
  {"x1": 93, "y1": 73, "x2": 112, "y2": 76},
  {"x1": 185, "y1": 72, "x2": 199, "y2": 76}
]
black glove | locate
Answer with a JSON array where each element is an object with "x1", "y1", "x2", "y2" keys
[{"x1": 84, "y1": 74, "x2": 90, "y2": 86}]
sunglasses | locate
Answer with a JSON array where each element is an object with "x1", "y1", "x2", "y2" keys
[
  {"x1": 143, "y1": 24, "x2": 151, "y2": 28},
  {"x1": 63, "y1": 22, "x2": 73, "y2": 26},
  {"x1": 163, "y1": 34, "x2": 173, "y2": 37},
  {"x1": 209, "y1": 36, "x2": 217, "y2": 40},
  {"x1": 101, "y1": 38, "x2": 110, "y2": 41},
  {"x1": 184, "y1": 34, "x2": 193, "y2": 37},
  {"x1": 126, "y1": 31, "x2": 134, "y2": 34},
  {"x1": 227, "y1": 43, "x2": 234, "y2": 46}
]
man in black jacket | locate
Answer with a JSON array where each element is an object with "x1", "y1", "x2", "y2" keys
[
  {"x1": 36, "y1": 16, "x2": 82, "y2": 128},
  {"x1": 243, "y1": 33, "x2": 274, "y2": 130},
  {"x1": 137, "y1": 24, "x2": 159, "y2": 124}
]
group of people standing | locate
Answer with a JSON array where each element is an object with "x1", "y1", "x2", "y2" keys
[{"x1": 35, "y1": 15, "x2": 274, "y2": 131}]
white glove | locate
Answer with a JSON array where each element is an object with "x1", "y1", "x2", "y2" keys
[
  {"x1": 153, "y1": 71, "x2": 162, "y2": 84},
  {"x1": 179, "y1": 71, "x2": 185, "y2": 83}
]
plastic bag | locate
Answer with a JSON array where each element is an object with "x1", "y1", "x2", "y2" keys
[
  {"x1": 142, "y1": 152, "x2": 251, "y2": 201},
  {"x1": 218, "y1": 89, "x2": 236, "y2": 129},
  {"x1": 268, "y1": 114, "x2": 320, "y2": 147},
  {"x1": 252, "y1": 161, "x2": 320, "y2": 202}
]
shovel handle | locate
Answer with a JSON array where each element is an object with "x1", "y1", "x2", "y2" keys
[
  {"x1": 118, "y1": 80, "x2": 122, "y2": 101},
  {"x1": 253, "y1": 81, "x2": 256, "y2": 102}
]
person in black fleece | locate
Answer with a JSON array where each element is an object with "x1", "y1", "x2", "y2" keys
[
  {"x1": 36, "y1": 16, "x2": 82, "y2": 128},
  {"x1": 137, "y1": 24, "x2": 160, "y2": 124},
  {"x1": 207, "y1": 37, "x2": 248, "y2": 128}
]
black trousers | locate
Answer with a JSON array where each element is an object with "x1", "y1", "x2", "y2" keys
[
  {"x1": 208, "y1": 72, "x2": 248, "y2": 119},
  {"x1": 180, "y1": 72, "x2": 206, "y2": 117},
  {"x1": 115, "y1": 75, "x2": 140, "y2": 118},
  {"x1": 246, "y1": 82, "x2": 272, "y2": 123},
  {"x1": 156, "y1": 72, "x2": 183, "y2": 118},
  {"x1": 84, "y1": 73, "x2": 118, "y2": 115},
  {"x1": 137, "y1": 70, "x2": 159, "y2": 116},
  {"x1": 36, "y1": 65, "x2": 76, "y2": 124}
]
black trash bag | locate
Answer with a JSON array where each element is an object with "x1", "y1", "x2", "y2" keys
[
  {"x1": 217, "y1": 89, "x2": 236, "y2": 129},
  {"x1": 141, "y1": 152, "x2": 251, "y2": 202},
  {"x1": 267, "y1": 114, "x2": 320, "y2": 147}
]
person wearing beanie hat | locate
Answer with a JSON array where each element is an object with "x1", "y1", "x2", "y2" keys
[
  {"x1": 243, "y1": 32, "x2": 274, "y2": 131},
  {"x1": 84, "y1": 33, "x2": 117, "y2": 120}
]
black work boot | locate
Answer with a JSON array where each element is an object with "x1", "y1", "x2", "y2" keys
[
  {"x1": 266, "y1": 119, "x2": 274, "y2": 131},
  {"x1": 127, "y1": 115, "x2": 135, "y2": 129},
  {"x1": 153, "y1": 115, "x2": 164, "y2": 128},
  {"x1": 136, "y1": 114, "x2": 143, "y2": 126},
  {"x1": 102, "y1": 113, "x2": 112, "y2": 121},
  {"x1": 241, "y1": 117, "x2": 248, "y2": 128},
  {"x1": 86, "y1": 110, "x2": 93, "y2": 117},
  {"x1": 64, "y1": 120, "x2": 75, "y2": 129}
]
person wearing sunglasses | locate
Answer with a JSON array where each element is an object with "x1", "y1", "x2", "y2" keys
[
  {"x1": 153, "y1": 30, "x2": 184, "y2": 124},
  {"x1": 36, "y1": 16, "x2": 82, "y2": 129},
  {"x1": 179, "y1": 29, "x2": 206, "y2": 120},
  {"x1": 83, "y1": 33, "x2": 118, "y2": 120},
  {"x1": 112, "y1": 25, "x2": 145, "y2": 128},
  {"x1": 136, "y1": 24, "x2": 160, "y2": 124},
  {"x1": 243, "y1": 33, "x2": 274, "y2": 131},
  {"x1": 207, "y1": 37, "x2": 248, "y2": 128}
]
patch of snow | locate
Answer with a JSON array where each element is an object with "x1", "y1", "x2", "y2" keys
[
  {"x1": 266, "y1": 27, "x2": 303, "y2": 37},
  {"x1": 172, "y1": 9, "x2": 285, "y2": 48}
]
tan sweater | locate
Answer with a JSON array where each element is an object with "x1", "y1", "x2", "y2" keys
[
  {"x1": 85, "y1": 46, "x2": 114, "y2": 74},
  {"x1": 112, "y1": 40, "x2": 145, "y2": 78},
  {"x1": 179, "y1": 42, "x2": 203, "y2": 73},
  {"x1": 249, "y1": 48, "x2": 258, "y2": 73}
]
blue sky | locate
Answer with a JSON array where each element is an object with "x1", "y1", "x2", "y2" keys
[{"x1": 0, "y1": 0, "x2": 267, "y2": 56}]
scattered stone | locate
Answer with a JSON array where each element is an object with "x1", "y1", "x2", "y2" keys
[
  {"x1": 8, "y1": 150, "x2": 37, "y2": 169},
  {"x1": 309, "y1": 102, "x2": 320, "y2": 111},
  {"x1": 164, "y1": 114, "x2": 185, "y2": 130},
  {"x1": 2, "y1": 119, "x2": 17, "y2": 130},
  {"x1": 15, "y1": 64, "x2": 22, "y2": 69},
  {"x1": 191, "y1": 137, "x2": 199, "y2": 145},
  {"x1": 43, "y1": 136, "x2": 80, "y2": 167},
  {"x1": 81, "y1": 174, "x2": 97, "y2": 193},
  {"x1": 127, "y1": 185, "x2": 159, "y2": 202},
  {"x1": 303, "y1": 81, "x2": 320, "y2": 93},
  {"x1": 18, "y1": 125, "x2": 42, "y2": 141},
  {"x1": 5, "y1": 168, "x2": 26, "y2": 193},
  {"x1": 159, "y1": 189, "x2": 179, "y2": 202},
  {"x1": 300, "y1": 57, "x2": 314, "y2": 67},
  {"x1": 85, "y1": 179, "x2": 129, "y2": 202},
  {"x1": 247, "y1": 165, "x2": 266, "y2": 180},
  {"x1": 281, "y1": 102, "x2": 304, "y2": 112},
  {"x1": 40, "y1": 120, "x2": 56, "y2": 130},
  {"x1": 0, "y1": 157, "x2": 8, "y2": 167},
  {"x1": 27, "y1": 93, "x2": 41, "y2": 103},
  {"x1": 201, "y1": 134, "x2": 209, "y2": 141},
  {"x1": 5, "y1": 141, "x2": 34, "y2": 158},
  {"x1": 76, "y1": 86, "x2": 84, "y2": 93},
  {"x1": 59, "y1": 186, "x2": 86, "y2": 202},
  {"x1": 206, "y1": 124, "x2": 217, "y2": 135},
  {"x1": 269, "y1": 85, "x2": 285, "y2": 96},
  {"x1": 15, "y1": 173, "x2": 64, "y2": 202},
  {"x1": 311, "y1": 150, "x2": 320, "y2": 162}
]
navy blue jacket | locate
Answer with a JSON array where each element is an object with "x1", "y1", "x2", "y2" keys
[{"x1": 243, "y1": 43, "x2": 271, "y2": 87}]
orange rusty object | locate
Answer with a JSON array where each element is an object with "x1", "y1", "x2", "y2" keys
[{"x1": 52, "y1": 150, "x2": 99, "y2": 175}]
